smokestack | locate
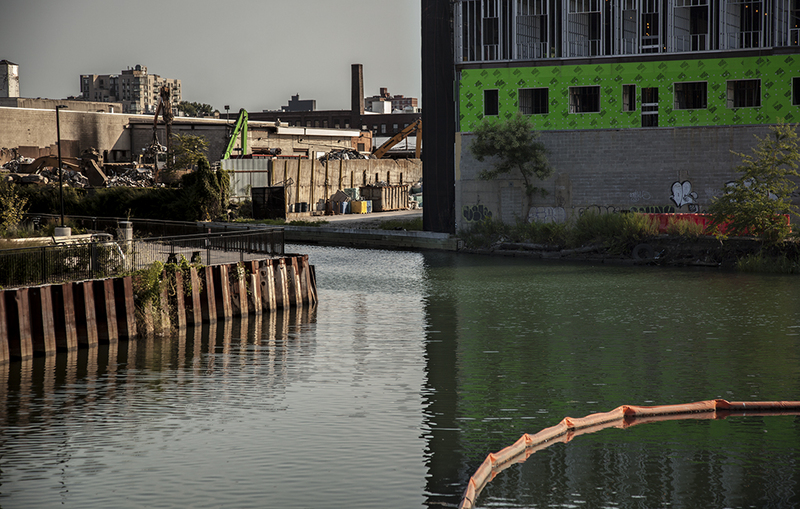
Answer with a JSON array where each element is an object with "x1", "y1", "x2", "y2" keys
[{"x1": 351, "y1": 63, "x2": 364, "y2": 128}]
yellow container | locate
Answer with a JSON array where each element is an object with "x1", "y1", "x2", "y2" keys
[{"x1": 351, "y1": 200, "x2": 369, "y2": 214}]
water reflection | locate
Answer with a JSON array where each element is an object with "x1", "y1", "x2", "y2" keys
[
  {"x1": 1, "y1": 247, "x2": 799, "y2": 508},
  {"x1": 419, "y1": 253, "x2": 800, "y2": 508}
]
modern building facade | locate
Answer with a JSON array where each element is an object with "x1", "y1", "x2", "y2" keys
[
  {"x1": 80, "y1": 64, "x2": 181, "y2": 115},
  {"x1": 448, "y1": 0, "x2": 800, "y2": 229}
]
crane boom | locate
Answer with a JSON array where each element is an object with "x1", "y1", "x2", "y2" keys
[
  {"x1": 372, "y1": 118, "x2": 421, "y2": 159},
  {"x1": 223, "y1": 109, "x2": 248, "y2": 159}
]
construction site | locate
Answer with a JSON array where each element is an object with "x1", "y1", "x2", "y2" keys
[{"x1": 0, "y1": 63, "x2": 422, "y2": 222}]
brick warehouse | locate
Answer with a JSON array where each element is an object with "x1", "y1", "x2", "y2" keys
[{"x1": 421, "y1": 0, "x2": 800, "y2": 230}]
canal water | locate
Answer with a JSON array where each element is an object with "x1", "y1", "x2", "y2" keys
[{"x1": 1, "y1": 245, "x2": 799, "y2": 508}]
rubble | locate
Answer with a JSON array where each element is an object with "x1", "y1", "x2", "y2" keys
[
  {"x1": 106, "y1": 166, "x2": 156, "y2": 187},
  {"x1": 319, "y1": 148, "x2": 371, "y2": 161},
  {"x1": 1, "y1": 155, "x2": 157, "y2": 189}
]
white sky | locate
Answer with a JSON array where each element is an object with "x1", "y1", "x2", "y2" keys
[{"x1": 1, "y1": 0, "x2": 421, "y2": 112}]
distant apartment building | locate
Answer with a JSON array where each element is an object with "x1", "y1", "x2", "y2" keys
[
  {"x1": 365, "y1": 88, "x2": 419, "y2": 113},
  {"x1": 1, "y1": 60, "x2": 20, "y2": 98},
  {"x1": 80, "y1": 64, "x2": 181, "y2": 114}
]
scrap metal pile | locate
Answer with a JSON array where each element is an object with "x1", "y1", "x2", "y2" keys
[
  {"x1": 1, "y1": 147, "x2": 157, "y2": 188},
  {"x1": 319, "y1": 148, "x2": 372, "y2": 161}
]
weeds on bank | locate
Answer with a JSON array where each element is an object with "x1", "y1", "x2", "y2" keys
[
  {"x1": 460, "y1": 212, "x2": 658, "y2": 252},
  {"x1": 736, "y1": 253, "x2": 800, "y2": 274},
  {"x1": 570, "y1": 212, "x2": 659, "y2": 253},
  {"x1": 377, "y1": 217, "x2": 424, "y2": 231}
]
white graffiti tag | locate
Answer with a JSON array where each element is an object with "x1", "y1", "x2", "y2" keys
[{"x1": 670, "y1": 181, "x2": 698, "y2": 208}]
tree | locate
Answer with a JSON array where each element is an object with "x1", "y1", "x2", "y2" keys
[
  {"x1": 180, "y1": 156, "x2": 231, "y2": 221},
  {"x1": 172, "y1": 133, "x2": 210, "y2": 171},
  {"x1": 469, "y1": 112, "x2": 552, "y2": 199},
  {"x1": 708, "y1": 121, "x2": 800, "y2": 242},
  {"x1": 0, "y1": 180, "x2": 28, "y2": 237},
  {"x1": 177, "y1": 101, "x2": 214, "y2": 118}
]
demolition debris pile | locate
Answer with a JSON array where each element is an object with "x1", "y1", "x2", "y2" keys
[
  {"x1": 1, "y1": 148, "x2": 157, "y2": 188},
  {"x1": 319, "y1": 148, "x2": 371, "y2": 161}
]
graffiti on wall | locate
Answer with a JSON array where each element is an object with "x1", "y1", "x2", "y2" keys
[
  {"x1": 462, "y1": 204, "x2": 493, "y2": 223},
  {"x1": 629, "y1": 205, "x2": 676, "y2": 214},
  {"x1": 527, "y1": 206, "x2": 567, "y2": 224},
  {"x1": 629, "y1": 190, "x2": 652, "y2": 202},
  {"x1": 670, "y1": 181, "x2": 699, "y2": 212}
]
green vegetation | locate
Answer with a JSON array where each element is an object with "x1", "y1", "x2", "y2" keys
[
  {"x1": 176, "y1": 101, "x2": 214, "y2": 118},
  {"x1": 172, "y1": 133, "x2": 210, "y2": 171},
  {"x1": 459, "y1": 212, "x2": 657, "y2": 253},
  {"x1": 179, "y1": 156, "x2": 231, "y2": 221},
  {"x1": 708, "y1": 121, "x2": 800, "y2": 243},
  {"x1": 0, "y1": 180, "x2": 29, "y2": 237},
  {"x1": 18, "y1": 157, "x2": 231, "y2": 222},
  {"x1": 469, "y1": 112, "x2": 552, "y2": 199},
  {"x1": 376, "y1": 217, "x2": 423, "y2": 231},
  {"x1": 736, "y1": 253, "x2": 800, "y2": 274}
]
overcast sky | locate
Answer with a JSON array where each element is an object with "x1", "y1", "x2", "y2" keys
[{"x1": 1, "y1": 0, "x2": 421, "y2": 112}]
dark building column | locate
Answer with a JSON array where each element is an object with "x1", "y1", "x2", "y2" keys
[{"x1": 421, "y1": 0, "x2": 456, "y2": 234}]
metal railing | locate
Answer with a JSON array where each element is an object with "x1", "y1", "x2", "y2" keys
[{"x1": 0, "y1": 227, "x2": 284, "y2": 289}]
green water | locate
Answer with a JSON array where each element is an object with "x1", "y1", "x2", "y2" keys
[{"x1": 0, "y1": 247, "x2": 798, "y2": 508}]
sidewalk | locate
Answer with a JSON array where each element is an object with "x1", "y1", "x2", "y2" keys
[{"x1": 303, "y1": 208, "x2": 423, "y2": 229}]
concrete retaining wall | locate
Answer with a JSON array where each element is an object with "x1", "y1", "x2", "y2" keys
[
  {"x1": 229, "y1": 158, "x2": 423, "y2": 212},
  {"x1": 0, "y1": 255, "x2": 317, "y2": 364}
]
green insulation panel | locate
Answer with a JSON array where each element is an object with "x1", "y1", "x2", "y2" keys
[{"x1": 458, "y1": 53, "x2": 799, "y2": 132}]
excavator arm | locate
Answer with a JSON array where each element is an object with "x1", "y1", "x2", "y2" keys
[
  {"x1": 223, "y1": 109, "x2": 248, "y2": 159},
  {"x1": 372, "y1": 118, "x2": 421, "y2": 159}
]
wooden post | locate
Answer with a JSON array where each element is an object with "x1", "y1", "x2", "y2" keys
[
  {"x1": 52, "y1": 283, "x2": 78, "y2": 351},
  {"x1": 188, "y1": 267, "x2": 202, "y2": 325},
  {"x1": 173, "y1": 271, "x2": 187, "y2": 330},
  {"x1": 73, "y1": 281, "x2": 98, "y2": 348},
  {"x1": 295, "y1": 157, "x2": 301, "y2": 209},
  {"x1": 338, "y1": 158, "x2": 344, "y2": 190},
  {"x1": 29, "y1": 286, "x2": 57, "y2": 356},
  {"x1": 260, "y1": 260, "x2": 277, "y2": 311},
  {"x1": 214, "y1": 265, "x2": 232, "y2": 319},
  {"x1": 94, "y1": 279, "x2": 118, "y2": 343},
  {"x1": 0, "y1": 290, "x2": 9, "y2": 363},
  {"x1": 114, "y1": 276, "x2": 137, "y2": 340},
  {"x1": 310, "y1": 157, "x2": 316, "y2": 212},
  {"x1": 202, "y1": 265, "x2": 217, "y2": 323}
]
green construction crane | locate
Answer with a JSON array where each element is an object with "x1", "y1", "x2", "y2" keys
[{"x1": 223, "y1": 109, "x2": 248, "y2": 159}]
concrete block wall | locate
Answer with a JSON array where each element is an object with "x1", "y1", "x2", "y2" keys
[
  {"x1": 456, "y1": 124, "x2": 795, "y2": 229},
  {"x1": 260, "y1": 158, "x2": 422, "y2": 212},
  {"x1": 0, "y1": 106, "x2": 131, "y2": 159}
]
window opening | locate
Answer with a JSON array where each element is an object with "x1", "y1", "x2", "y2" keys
[
  {"x1": 516, "y1": 0, "x2": 548, "y2": 59},
  {"x1": 641, "y1": 0, "x2": 661, "y2": 53},
  {"x1": 727, "y1": 79, "x2": 761, "y2": 108},
  {"x1": 519, "y1": 88, "x2": 548, "y2": 114},
  {"x1": 722, "y1": 1, "x2": 765, "y2": 49},
  {"x1": 484, "y1": 89, "x2": 500, "y2": 116},
  {"x1": 673, "y1": 1, "x2": 709, "y2": 52},
  {"x1": 567, "y1": 0, "x2": 602, "y2": 57},
  {"x1": 674, "y1": 81, "x2": 707, "y2": 109},
  {"x1": 569, "y1": 86, "x2": 600, "y2": 113},
  {"x1": 793, "y1": 77, "x2": 800, "y2": 106},
  {"x1": 641, "y1": 87, "x2": 658, "y2": 127},
  {"x1": 622, "y1": 84, "x2": 636, "y2": 111}
]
